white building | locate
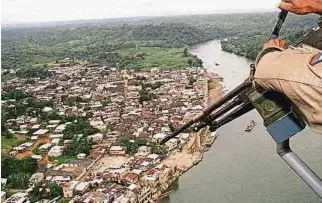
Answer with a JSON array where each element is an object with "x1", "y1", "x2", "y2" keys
[
  {"x1": 48, "y1": 146, "x2": 63, "y2": 157},
  {"x1": 74, "y1": 182, "x2": 90, "y2": 194},
  {"x1": 109, "y1": 146, "x2": 126, "y2": 156},
  {"x1": 33, "y1": 129, "x2": 48, "y2": 136},
  {"x1": 153, "y1": 133, "x2": 167, "y2": 143},
  {"x1": 51, "y1": 138, "x2": 61, "y2": 146},
  {"x1": 38, "y1": 143, "x2": 52, "y2": 152},
  {"x1": 77, "y1": 153, "x2": 86, "y2": 159},
  {"x1": 29, "y1": 173, "x2": 44, "y2": 187},
  {"x1": 165, "y1": 138, "x2": 178, "y2": 150},
  {"x1": 4, "y1": 192, "x2": 28, "y2": 203},
  {"x1": 50, "y1": 176, "x2": 71, "y2": 184}
]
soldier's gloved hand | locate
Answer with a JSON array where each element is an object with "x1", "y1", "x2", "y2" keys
[{"x1": 278, "y1": 0, "x2": 322, "y2": 15}]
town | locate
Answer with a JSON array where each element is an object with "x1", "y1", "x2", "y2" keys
[{"x1": 1, "y1": 59, "x2": 222, "y2": 203}]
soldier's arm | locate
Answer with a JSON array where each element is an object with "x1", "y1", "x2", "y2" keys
[
  {"x1": 278, "y1": 0, "x2": 322, "y2": 15},
  {"x1": 254, "y1": 39, "x2": 322, "y2": 132}
]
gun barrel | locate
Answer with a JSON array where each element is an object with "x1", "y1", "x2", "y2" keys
[
  {"x1": 209, "y1": 102, "x2": 254, "y2": 132},
  {"x1": 269, "y1": 10, "x2": 288, "y2": 40},
  {"x1": 160, "y1": 80, "x2": 252, "y2": 144}
]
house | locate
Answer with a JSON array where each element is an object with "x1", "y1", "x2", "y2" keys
[
  {"x1": 77, "y1": 153, "x2": 86, "y2": 159},
  {"x1": 74, "y1": 182, "x2": 90, "y2": 194},
  {"x1": 158, "y1": 167, "x2": 172, "y2": 184},
  {"x1": 1, "y1": 178, "x2": 7, "y2": 187},
  {"x1": 109, "y1": 146, "x2": 126, "y2": 156},
  {"x1": 123, "y1": 173, "x2": 139, "y2": 184},
  {"x1": 131, "y1": 169, "x2": 142, "y2": 175},
  {"x1": 78, "y1": 191, "x2": 114, "y2": 203},
  {"x1": 16, "y1": 130, "x2": 28, "y2": 135},
  {"x1": 31, "y1": 155, "x2": 42, "y2": 160},
  {"x1": 54, "y1": 124, "x2": 66, "y2": 133},
  {"x1": 138, "y1": 146, "x2": 151, "y2": 154},
  {"x1": 4, "y1": 192, "x2": 28, "y2": 203},
  {"x1": 142, "y1": 173, "x2": 158, "y2": 187},
  {"x1": 63, "y1": 140, "x2": 72, "y2": 145},
  {"x1": 88, "y1": 133, "x2": 104, "y2": 143},
  {"x1": 137, "y1": 187, "x2": 152, "y2": 203},
  {"x1": 140, "y1": 161, "x2": 151, "y2": 171},
  {"x1": 50, "y1": 176, "x2": 71, "y2": 184},
  {"x1": 43, "y1": 107, "x2": 53, "y2": 112},
  {"x1": 152, "y1": 133, "x2": 167, "y2": 143},
  {"x1": 63, "y1": 181, "x2": 79, "y2": 198},
  {"x1": 1, "y1": 191, "x2": 6, "y2": 202},
  {"x1": 29, "y1": 173, "x2": 44, "y2": 187},
  {"x1": 19, "y1": 142, "x2": 33, "y2": 149},
  {"x1": 146, "y1": 154, "x2": 160, "y2": 165},
  {"x1": 33, "y1": 129, "x2": 49, "y2": 136},
  {"x1": 128, "y1": 184, "x2": 138, "y2": 191},
  {"x1": 113, "y1": 195, "x2": 130, "y2": 203},
  {"x1": 9, "y1": 151, "x2": 18, "y2": 156},
  {"x1": 31, "y1": 136, "x2": 38, "y2": 141},
  {"x1": 29, "y1": 118, "x2": 37, "y2": 124},
  {"x1": 48, "y1": 146, "x2": 63, "y2": 157},
  {"x1": 178, "y1": 133, "x2": 190, "y2": 143},
  {"x1": 31, "y1": 124, "x2": 40, "y2": 130},
  {"x1": 46, "y1": 124, "x2": 58, "y2": 129},
  {"x1": 51, "y1": 138, "x2": 61, "y2": 146},
  {"x1": 49, "y1": 120, "x2": 61, "y2": 125},
  {"x1": 50, "y1": 134, "x2": 64, "y2": 139},
  {"x1": 165, "y1": 138, "x2": 178, "y2": 150},
  {"x1": 38, "y1": 143, "x2": 52, "y2": 152}
]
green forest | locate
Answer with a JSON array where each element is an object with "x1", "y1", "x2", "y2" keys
[
  {"x1": 2, "y1": 12, "x2": 319, "y2": 74},
  {"x1": 2, "y1": 23, "x2": 211, "y2": 71}
]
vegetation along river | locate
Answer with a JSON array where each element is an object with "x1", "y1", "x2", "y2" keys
[{"x1": 162, "y1": 40, "x2": 322, "y2": 203}]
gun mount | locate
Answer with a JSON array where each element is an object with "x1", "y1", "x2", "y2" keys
[{"x1": 160, "y1": 10, "x2": 322, "y2": 199}]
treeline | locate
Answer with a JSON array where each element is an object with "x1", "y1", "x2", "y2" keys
[
  {"x1": 2, "y1": 12, "x2": 318, "y2": 71},
  {"x1": 221, "y1": 31, "x2": 306, "y2": 59},
  {"x1": 2, "y1": 23, "x2": 212, "y2": 70},
  {"x1": 219, "y1": 13, "x2": 318, "y2": 59}
]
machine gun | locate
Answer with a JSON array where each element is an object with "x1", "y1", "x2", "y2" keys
[{"x1": 160, "y1": 10, "x2": 322, "y2": 199}]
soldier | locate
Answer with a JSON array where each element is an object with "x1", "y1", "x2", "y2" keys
[{"x1": 254, "y1": 0, "x2": 322, "y2": 132}]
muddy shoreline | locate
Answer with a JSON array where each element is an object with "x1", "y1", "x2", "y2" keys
[{"x1": 157, "y1": 71, "x2": 223, "y2": 201}]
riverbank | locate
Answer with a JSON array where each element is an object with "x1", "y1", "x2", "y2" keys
[
  {"x1": 163, "y1": 40, "x2": 322, "y2": 203},
  {"x1": 157, "y1": 69, "x2": 223, "y2": 201}
]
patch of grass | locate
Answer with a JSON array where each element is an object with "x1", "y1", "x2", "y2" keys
[
  {"x1": 1, "y1": 137, "x2": 26, "y2": 152},
  {"x1": 115, "y1": 47, "x2": 195, "y2": 69},
  {"x1": 50, "y1": 155, "x2": 76, "y2": 165}
]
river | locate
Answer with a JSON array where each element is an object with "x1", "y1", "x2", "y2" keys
[{"x1": 162, "y1": 40, "x2": 322, "y2": 203}]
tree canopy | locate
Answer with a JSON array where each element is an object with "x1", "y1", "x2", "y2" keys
[
  {"x1": 1, "y1": 155, "x2": 38, "y2": 189},
  {"x1": 29, "y1": 183, "x2": 63, "y2": 202},
  {"x1": 62, "y1": 117, "x2": 100, "y2": 139}
]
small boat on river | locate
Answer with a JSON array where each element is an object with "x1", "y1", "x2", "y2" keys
[{"x1": 245, "y1": 120, "x2": 256, "y2": 132}]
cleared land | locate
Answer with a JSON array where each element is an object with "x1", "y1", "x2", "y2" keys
[
  {"x1": 1, "y1": 136, "x2": 26, "y2": 153},
  {"x1": 162, "y1": 134, "x2": 202, "y2": 171},
  {"x1": 115, "y1": 47, "x2": 196, "y2": 69}
]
